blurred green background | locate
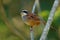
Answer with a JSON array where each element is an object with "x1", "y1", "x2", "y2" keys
[{"x1": 0, "y1": 0, "x2": 60, "y2": 40}]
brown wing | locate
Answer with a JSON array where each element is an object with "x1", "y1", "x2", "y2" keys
[
  {"x1": 26, "y1": 13, "x2": 39, "y2": 20},
  {"x1": 26, "y1": 13, "x2": 40, "y2": 26}
]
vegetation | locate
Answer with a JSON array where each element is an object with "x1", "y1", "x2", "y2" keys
[{"x1": 0, "y1": 0, "x2": 60, "y2": 40}]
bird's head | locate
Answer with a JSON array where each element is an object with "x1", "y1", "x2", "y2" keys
[{"x1": 21, "y1": 10, "x2": 28, "y2": 16}]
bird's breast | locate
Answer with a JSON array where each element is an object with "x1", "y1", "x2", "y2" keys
[{"x1": 22, "y1": 15, "x2": 40, "y2": 27}]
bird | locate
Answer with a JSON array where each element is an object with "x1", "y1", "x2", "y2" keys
[
  {"x1": 20, "y1": 10, "x2": 45, "y2": 28},
  {"x1": 20, "y1": 10, "x2": 57, "y2": 31}
]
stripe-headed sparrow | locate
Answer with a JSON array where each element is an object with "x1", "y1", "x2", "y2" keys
[{"x1": 21, "y1": 10, "x2": 41, "y2": 28}]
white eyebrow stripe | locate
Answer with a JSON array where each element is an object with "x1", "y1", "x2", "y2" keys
[{"x1": 22, "y1": 10, "x2": 28, "y2": 12}]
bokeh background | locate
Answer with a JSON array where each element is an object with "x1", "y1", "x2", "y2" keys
[{"x1": 0, "y1": 0, "x2": 60, "y2": 40}]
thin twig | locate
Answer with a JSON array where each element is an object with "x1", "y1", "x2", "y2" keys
[
  {"x1": 30, "y1": 0, "x2": 37, "y2": 40},
  {"x1": 32, "y1": 0, "x2": 40, "y2": 13},
  {"x1": 32, "y1": 0, "x2": 37, "y2": 13},
  {"x1": 40, "y1": 0, "x2": 59, "y2": 40},
  {"x1": 31, "y1": 0, "x2": 40, "y2": 40},
  {"x1": 31, "y1": 0, "x2": 39, "y2": 40},
  {"x1": 30, "y1": 27, "x2": 34, "y2": 40}
]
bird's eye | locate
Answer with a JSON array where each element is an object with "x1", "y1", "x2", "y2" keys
[{"x1": 23, "y1": 11, "x2": 28, "y2": 13}]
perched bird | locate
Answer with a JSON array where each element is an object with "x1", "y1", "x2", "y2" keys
[
  {"x1": 20, "y1": 10, "x2": 45, "y2": 28},
  {"x1": 20, "y1": 10, "x2": 57, "y2": 31}
]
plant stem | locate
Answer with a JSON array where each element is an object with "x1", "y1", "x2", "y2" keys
[
  {"x1": 30, "y1": 27, "x2": 34, "y2": 40},
  {"x1": 40, "y1": 0, "x2": 59, "y2": 40},
  {"x1": 30, "y1": 0, "x2": 40, "y2": 40}
]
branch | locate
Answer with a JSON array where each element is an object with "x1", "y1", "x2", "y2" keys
[
  {"x1": 40, "y1": 0, "x2": 59, "y2": 40},
  {"x1": 32, "y1": 0, "x2": 40, "y2": 13},
  {"x1": 30, "y1": 0, "x2": 40, "y2": 40},
  {"x1": 30, "y1": 27, "x2": 34, "y2": 40}
]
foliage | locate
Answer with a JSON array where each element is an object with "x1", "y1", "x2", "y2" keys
[{"x1": 0, "y1": 0, "x2": 60, "y2": 40}]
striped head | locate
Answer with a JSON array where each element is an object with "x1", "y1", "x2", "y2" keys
[{"x1": 21, "y1": 10, "x2": 28, "y2": 17}]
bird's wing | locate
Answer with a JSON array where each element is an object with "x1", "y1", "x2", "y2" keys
[{"x1": 26, "y1": 13, "x2": 40, "y2": 21}]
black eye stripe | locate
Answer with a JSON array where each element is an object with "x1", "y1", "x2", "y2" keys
[{"x1": 23, "y1": 11, "x2": 28, "y2": 13}]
